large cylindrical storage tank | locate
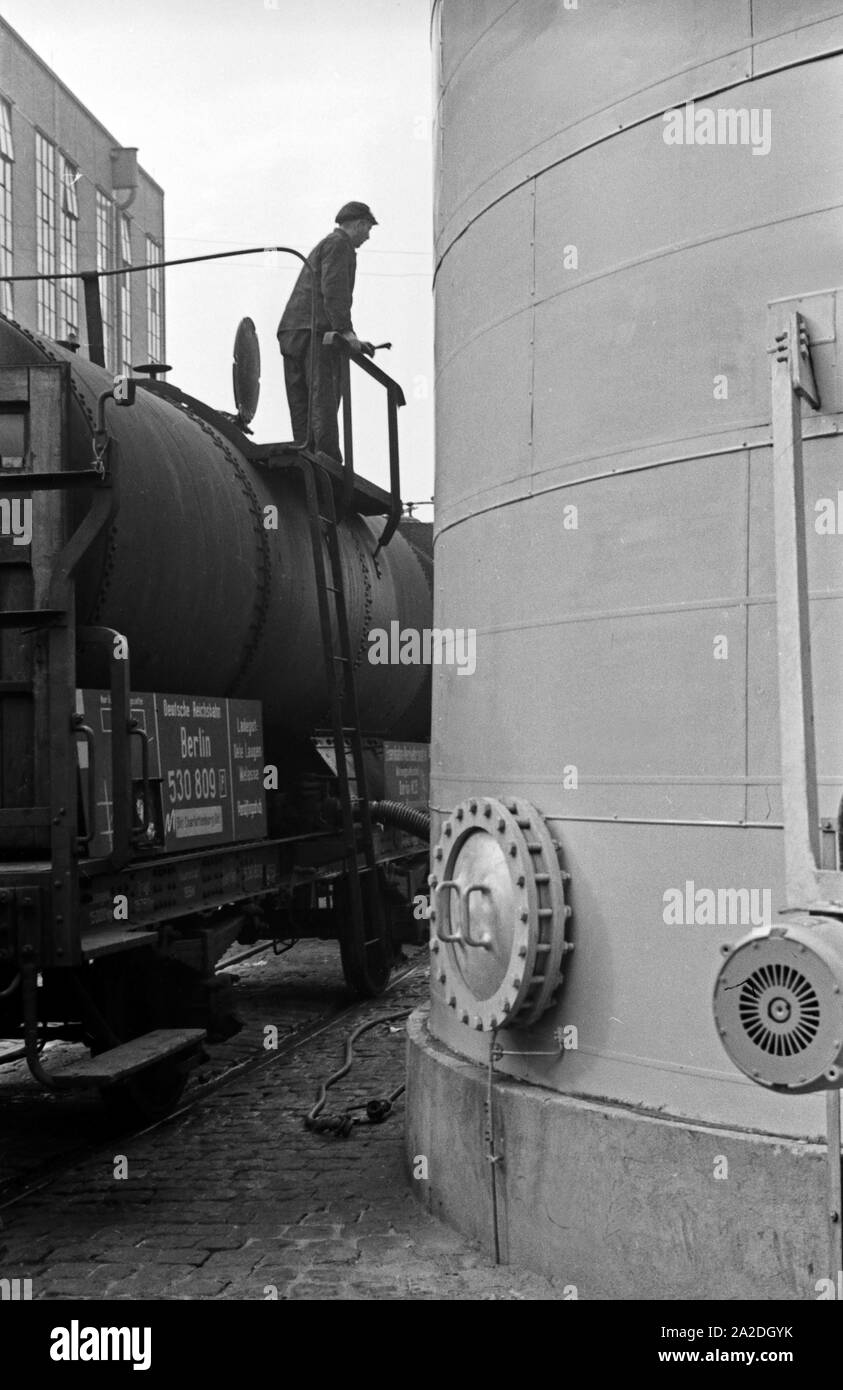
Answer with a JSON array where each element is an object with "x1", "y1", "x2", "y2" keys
[{"x1": 407, "y1": 1, "x2": 843, "y2": 1298}]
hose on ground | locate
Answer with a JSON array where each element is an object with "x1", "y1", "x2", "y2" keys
[{"x1": 305, "y1": 1010, "x2": 410, "y2": 1137}]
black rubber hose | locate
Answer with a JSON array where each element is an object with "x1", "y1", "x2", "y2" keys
[
  {"x1": 305, "y1": 1011, "x2": 410, "y2": 1130},
  {"x1": 368, "y1": 800, "x2": 430, "y2": 839}
]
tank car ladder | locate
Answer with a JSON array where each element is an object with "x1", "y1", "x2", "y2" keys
[{"x1": 299, "y1": 457, "x2": 391, "y2": 995}]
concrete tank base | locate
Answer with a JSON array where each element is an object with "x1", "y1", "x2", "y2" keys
[{"x1": 406, "y1": 1008, "x2": 831, "y2": 1301}]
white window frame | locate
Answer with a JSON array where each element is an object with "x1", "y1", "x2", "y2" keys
[
  {"x1": 145, "y1": 235, "x2": 163, "y2": 362},
  {"x1": 57, "y1": 154, "x2": 79, "y2": 339},
  {"x1": 0, "y1": 99, "x2": 13, "y2": 317},
  {"x1": 119, "y1": 215, "x2": 132, "y2": 373},
  {"x1": 95, "y1": 191, "x2": 116, "y2": 369}
]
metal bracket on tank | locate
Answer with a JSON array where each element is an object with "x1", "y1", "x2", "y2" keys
[
  {"x1": 708, "y1": 299, "x2": 843, "y2": 1292},
  {"x1": 766, "y1": 303, "x2": 843, "y2": 913},
  {"x1": 782, "y1": 311, "x2": 820, "y2": 410}
]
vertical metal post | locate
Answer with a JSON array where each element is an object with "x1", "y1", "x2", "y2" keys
[
  {"x1": 340, "y1": 352, "x2": 354, "y2": 512},
  {"x1": 77, "y1": 623, "x2": 132, "y2": 869},
  {"x1": 826, "y1": 1089, "x2": 843, "y2": 1285},
  {"x1": 29, "y1": 366, "x2": 78, "y2": 966},
  {"x1": 770, "y1": 316, "x2": 820, "y2": 905},
  {"x1": 376, "y1": 389, "x2": 402, "y2": 550},
  {"x1": 81, "y1": 272, "x2": 105, "y2": 368},
  {"x1": 0, "y1": 373, "x2": 39, "y2": 853},
  {"x1": 486, "y1": 1036, "x2": 503, "y2": 1265},
  {"x1": 387, "y1": 390, "x2": 400, "y2": 506},
  {"x1": 305, "y1": 257, "x2": 317, "y2": 451},
  {"x1": 105, "y1": 633, "x2": 132, "y2": 870}
]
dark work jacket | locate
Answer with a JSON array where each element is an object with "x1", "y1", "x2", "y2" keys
[{"x1": 277, "y1": 228, "x2": 357, "y2": 337}]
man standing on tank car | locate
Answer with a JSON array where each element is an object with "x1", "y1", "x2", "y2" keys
[{"x1": 277, "y1": 202, "x2": 377, "y2": 461}]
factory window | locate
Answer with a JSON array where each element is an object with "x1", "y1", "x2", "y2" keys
[
  {"x1": 95, "y1": 191, "x2": 115, "y2": 370},
  {"x1": 57, "y1": 155, "x2": 80, "y2": 341},
  {"x1": 35, "y1": 132, "x2": 57, "y2": 336},
  {"x1": 145, "y1": 236, "x2": 163, "y2": 361},
  {"x1": 0, "y1": 99, "x2": 13, "y2": 317},
  {"x1": 0, "y1": 100, "x2": 12, "y2": 159},
  {"x1": 118, "y1": 215, "x2": 132, "y2": 373}
]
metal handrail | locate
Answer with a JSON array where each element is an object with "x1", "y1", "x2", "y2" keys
[
  {"x1": 72, "y1": 245, "x2": 323, "y2": 457},
  {"x1": 323, "y1": 331, "x2": 405, "y2": 549},
  {"x1": 76, "y1": 625, "x2": 134, "y2": 869},
  {"x1": 25, "y1": 245, "x2": 405, "y2": 546}
]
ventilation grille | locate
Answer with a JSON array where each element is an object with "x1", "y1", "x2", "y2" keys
[{"x1": 738, "y1": 962, "x2": 821, "y2": 1057}]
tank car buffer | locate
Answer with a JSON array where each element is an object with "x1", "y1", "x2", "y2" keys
[{"x1": 0, "y1": 310, "x2": 431, "y2": 1124}]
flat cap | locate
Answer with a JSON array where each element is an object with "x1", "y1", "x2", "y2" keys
[{"x1": 335, "y1": 201, "x2": 378, "y2": 225}]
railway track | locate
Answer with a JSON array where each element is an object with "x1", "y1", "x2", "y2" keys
[{"x1": 0, "y1": 941, "x2": 427, "y2": 1213}]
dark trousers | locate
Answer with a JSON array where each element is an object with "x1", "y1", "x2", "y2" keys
[{"x1": 278, "y1": 328, "x2": 343, "y2": 460}]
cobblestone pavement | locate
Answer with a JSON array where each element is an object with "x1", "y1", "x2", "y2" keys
[
  {"x1": 0, "y1": 943, "x2": 568, "y2": 1300},
  {"x1": 0, "y1": 940, "x2": 363, "y2": 1193}
]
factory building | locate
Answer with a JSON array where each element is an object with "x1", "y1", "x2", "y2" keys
[{"x1": 0, "y1": 14, "x2": 165, "y2": 371}]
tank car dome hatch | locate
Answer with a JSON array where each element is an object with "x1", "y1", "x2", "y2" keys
[
  {"x1": 713, "y1": 917, "x2": 843, "y2": 1094},
  {"x1": 233, "y1": 316, "x2": 261, "y2": 426},
  {"x1": 429, "y1": 797, "x2": 572, "y2": 1030}
]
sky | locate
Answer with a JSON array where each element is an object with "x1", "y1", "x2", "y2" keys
[{"x1": 0, "y1": 0, "x2": 435, "y2": 505}]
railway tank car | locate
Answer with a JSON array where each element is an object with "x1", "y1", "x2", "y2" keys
[
  {"x1": 406, "y1": 0, "x2": 843, "y2": 1298},
  {"x1": 0, "y1": 319, "x2": 431, "y2": 742},
  {"x1": 0, "y1": 309, "x2": 432, "y2": 1122}
]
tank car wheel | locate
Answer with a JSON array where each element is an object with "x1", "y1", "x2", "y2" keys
[{"x1": 337, "y1": 872, "x2": 393, "y2": 998}]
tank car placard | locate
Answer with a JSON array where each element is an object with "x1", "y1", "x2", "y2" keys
[
  {"x1": 76, "y1": 691, "x2": 160, "y2": 858},
  {"x1": 76, "y1": 690, "x2": 266, "y2": 855},
  {"x1": 314, "y1": 737, "x2": 429, "y2": 810},
  {"x1": 155, "y1": 695, "x2": 233, "y2": 849},
  {"x1": 382, "y1": 742, "x2": 429, "y2": 811},
  {"x1": 227, "y1": 700, "x2": 267, "y2": 841}
]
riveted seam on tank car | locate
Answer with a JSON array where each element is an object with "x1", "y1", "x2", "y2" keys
[{"x1": 180, "y1": 408, "x2": 272, "y2": 692}]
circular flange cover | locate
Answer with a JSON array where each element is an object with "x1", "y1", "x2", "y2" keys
[
  {"x1": 232, "y1": 317, "x2": 261, "y2": 425},
  {"x1": 428, "y1": 796, "x2": 571, "y2": 1030}
]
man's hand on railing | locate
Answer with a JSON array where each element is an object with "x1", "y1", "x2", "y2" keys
[{"x1": 341, "y1": 331, "x2": 376, "y2": 357}]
